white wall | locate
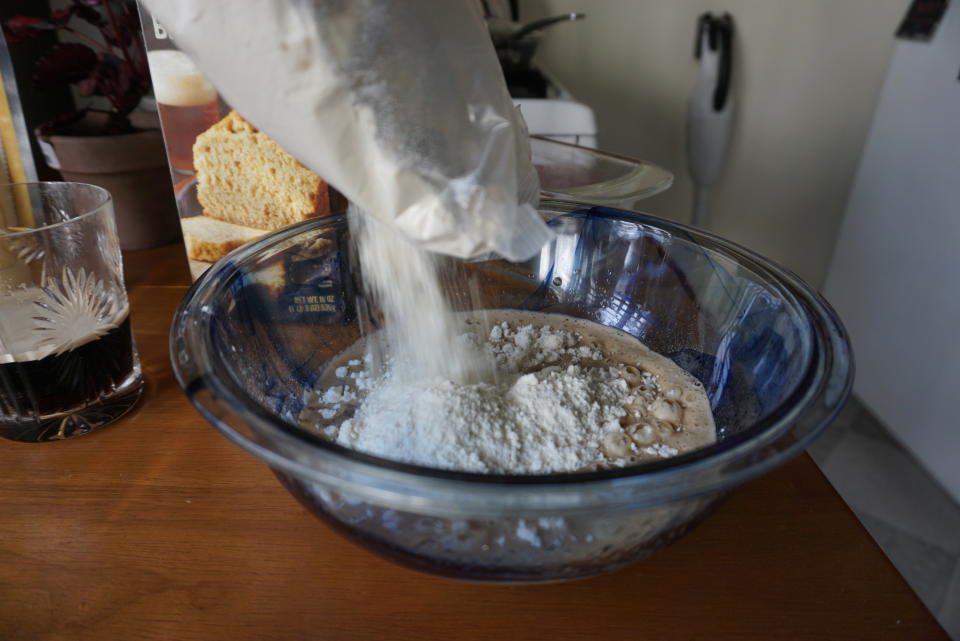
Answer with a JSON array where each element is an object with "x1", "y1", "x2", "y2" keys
[
  {"x1": 824, "y1": 3, "x2": 960, "y2": 501},
  {"x1": 522, "y1": 0, "x2": 906, "y2": 287}
]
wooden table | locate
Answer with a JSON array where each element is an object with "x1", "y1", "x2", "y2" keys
[{"x1": 0, "y1": 243, "x2": 948, "y2": 641}]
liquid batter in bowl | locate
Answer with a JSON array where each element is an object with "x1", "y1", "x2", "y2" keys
[{"x1": 299, "y1": 310, "x2": 716, "y2": 474}]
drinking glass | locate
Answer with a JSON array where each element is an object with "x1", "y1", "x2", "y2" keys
[{"x1": 0, "y1": 182, "x2": 143, "y2": 442}]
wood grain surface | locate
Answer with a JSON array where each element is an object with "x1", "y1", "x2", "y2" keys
[{"x1": 0, "y1": 243, "x2": 948, "y2": 641}]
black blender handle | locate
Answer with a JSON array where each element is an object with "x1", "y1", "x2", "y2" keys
[{"x1": 694, "y1": 13, "x2": 735, "y2": 112}]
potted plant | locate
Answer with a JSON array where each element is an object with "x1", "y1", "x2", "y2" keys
[{"x1": 3, "y1": 0, "x2": 179, "y2": 250}]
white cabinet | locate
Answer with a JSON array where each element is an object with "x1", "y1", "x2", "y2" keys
[{"x1": 825, "y1": 4, "x2": 960, "y2": 500}]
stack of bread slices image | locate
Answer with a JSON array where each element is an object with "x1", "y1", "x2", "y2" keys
[{"x1": 183, "y1": 111, "x2": 341, "y2": 278}]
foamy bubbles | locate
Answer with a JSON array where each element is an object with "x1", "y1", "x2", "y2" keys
[{"x1": 147, "y1": 50, "x2": 218, "y2": 107}]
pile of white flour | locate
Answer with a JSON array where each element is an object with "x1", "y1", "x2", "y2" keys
[
  {"x1": 337, "y1": 363, "x2": 629, "y2": 473},
  {"x1": 301, "y1": 316, "x2": 713, "y2": 474}
]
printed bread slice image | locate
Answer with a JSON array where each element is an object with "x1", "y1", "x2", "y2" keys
[
  {"x1": 188, "y1": 259, "x2": 211, "y2": 281},
  {"x1": 182, "y1": 216, "x2": 266, "y2": 262},
  {"x1": 193, "y1": 111, "x2": 330, "y2": 230}
]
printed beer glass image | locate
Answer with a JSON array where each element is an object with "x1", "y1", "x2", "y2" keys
[
  {"x1": 148, "y1": 49, "x2": 220, "y2": 174},
  {"x1": 0, "y1": 182, "x2": 143, "y2": 442}
]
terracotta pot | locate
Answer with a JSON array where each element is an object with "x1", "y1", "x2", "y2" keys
[{"x1": 39, "y1": 111, "x2": 181, "y2": 250}]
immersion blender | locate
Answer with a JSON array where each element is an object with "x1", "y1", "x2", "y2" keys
[{"x1": 687, "y1": 13, "x2": 734, "y2": 228}]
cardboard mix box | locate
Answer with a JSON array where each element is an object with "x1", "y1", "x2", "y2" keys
[{"x1": 138, "y1": 5, "x2": 346, "y2": 283}]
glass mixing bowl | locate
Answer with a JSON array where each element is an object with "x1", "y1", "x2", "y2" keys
[{"x1": 171, "y1": 200, "x2": 852, "y2": 583}]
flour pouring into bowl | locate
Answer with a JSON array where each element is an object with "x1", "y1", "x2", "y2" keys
[{"x1": 148, "y1": 0, "x2": 717, "y2": 473}]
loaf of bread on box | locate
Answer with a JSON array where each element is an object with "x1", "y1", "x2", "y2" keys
[
  {"x1": 193, "y1": 110, "x2": 330, "y2": 230},
  {"x1": 183, "y1": 110, "x2": 345, "y2": 276},
  {"x1": 182, "y1": 111, "x2": 342, "y2": 265}
]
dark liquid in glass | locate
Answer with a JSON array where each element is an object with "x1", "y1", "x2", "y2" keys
[{"x1": 0, "y1": 318, "x2": 138, "y2": 438}]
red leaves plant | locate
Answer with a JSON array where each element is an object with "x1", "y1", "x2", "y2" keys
[{"x1": 3, "y1": 0, "x2": 150, "y2": 135}]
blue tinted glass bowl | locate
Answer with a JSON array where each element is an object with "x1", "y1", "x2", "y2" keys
[{"x1": 171, "y1": 200, "x2": 852, "y2": 583}]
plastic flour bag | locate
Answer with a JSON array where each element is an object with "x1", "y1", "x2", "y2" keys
[{"x1": 143, "y1": 0, "x2": 553, "y2": 261}]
